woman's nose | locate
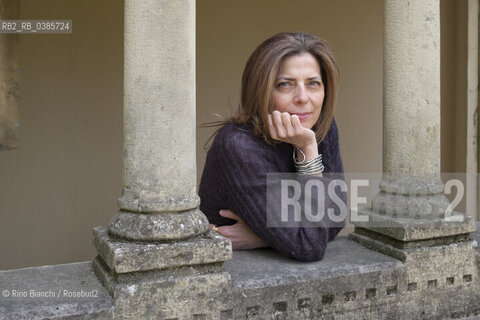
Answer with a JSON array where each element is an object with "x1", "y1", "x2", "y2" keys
[{"x1": 294, "y1": 85, "x2": 308, "y2": 104}]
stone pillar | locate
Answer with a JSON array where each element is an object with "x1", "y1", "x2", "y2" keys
[
  {"x1": 0, "y1": 0, "x2": 20, "y2": 150},
  {"x1": 92, "y1": 1, "x2": 232, "y2": 319},
  {"x1": 350, "y1": 0, "x2": 476, "y2": 262},
  {"x1": 372, "y1": 0, "x2": 449, "y2": 219},
  {"x1": 108, "y1": 0, "x2": 208, "y2": 241}
]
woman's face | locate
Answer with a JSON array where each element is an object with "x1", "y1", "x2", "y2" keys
[{"x1": 272, "y1": 52, "x2": 325, "y2": 130}]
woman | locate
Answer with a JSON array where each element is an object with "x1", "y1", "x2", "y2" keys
[{"x1": 199, "y1": 32, "x2": 345, "y2": 262}]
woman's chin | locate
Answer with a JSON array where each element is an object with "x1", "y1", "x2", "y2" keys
[{"x1": 300, "y1": 119, "x2": 314, "y2": 129}]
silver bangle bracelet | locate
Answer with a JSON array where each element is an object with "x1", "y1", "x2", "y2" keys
[
  {"x1": 293, "y1": 148, "x2": 324, "y2": 175},
  {"x1": 293, "y1": 147, "x2": 307, "y2": 165}
]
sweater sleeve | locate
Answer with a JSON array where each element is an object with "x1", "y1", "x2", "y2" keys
[
  {"x1": 320, "y1": 118, "x2": 346, "y2": 241},
  {"x1": 214, "y1": 125, "x2": 345, "y2": 262}
]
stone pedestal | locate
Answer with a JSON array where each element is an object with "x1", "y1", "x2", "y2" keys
[
  {"x1": 350, "y1": 208, "x2": 476, "y2": 262},
  {"x1": 93, "y1": 229, "x2": 232, "y2": 319}
]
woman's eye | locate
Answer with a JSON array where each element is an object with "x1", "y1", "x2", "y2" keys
[
  {"x1": 277, "y1": 82, "x2": 291, "y2": 88},
  {"x1": 308, "y1": 80, "x2": 321, "y2": 86}
]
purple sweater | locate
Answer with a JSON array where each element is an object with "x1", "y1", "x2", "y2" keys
[{"x1": 198, "y1": 118, "x2": 346, "y2": 261}]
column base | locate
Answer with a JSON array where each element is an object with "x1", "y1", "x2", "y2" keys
[
  {"x1": 349, "y1": 228, "x2": 474, "y2": 262},
  {"x1": 371, "y1": 190, "x2": 450, "y2": 218},
  {"x1": 108, "y1": 208, "x2": 209, "y2": 241},
  {"x1": 351, "y1": 206, "x2": 476, "y2": 241},
  {"x1": 350, "y1": 207, "x2": 477, "y2": 263},
  {"x1": 117, "y1": 190, "x2": 200, "y2": 212},
  {"x1": 93, "y1": 226, "x2": 231, "y2": 273}
]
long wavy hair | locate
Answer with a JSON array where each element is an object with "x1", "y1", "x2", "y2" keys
[{"x1": 202, "y1": 32, "x2": 339, "y2": 148}]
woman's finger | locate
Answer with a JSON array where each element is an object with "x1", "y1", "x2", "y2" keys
[
  {"x1": 272, "y1": 110, "x2": 287, "y2": 138},
  {"x1": 209, "y1": 224, "x2": 221, "y2": 234},
  {"x1": 281, "y1": 112, "x2": 295, "y2": 137},
  {"x1": 267, "y1": 114, "x2": 278, "y2": 140},
  {"x1": 219, "y1": 209, "x2": 241, "y2": 221},
  {"x1": 291, "y1": 115, "x2": 304, "y2": 134}
]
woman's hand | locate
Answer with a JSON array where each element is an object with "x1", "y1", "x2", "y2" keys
[
  {"x1": 268, "y1": 110, "x2": 318, "y2": 160},
  {"x1": 209, "y1": 209, "x2": 270, "y2": 250}
]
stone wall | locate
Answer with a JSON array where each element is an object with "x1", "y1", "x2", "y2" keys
[{"x1": 0, "y1": 0, "x2": 20, "y2": 150}]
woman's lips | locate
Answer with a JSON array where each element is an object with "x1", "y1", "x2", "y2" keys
[{"x1": 291, "y1": 113, "x2": 311, "y2": 120}]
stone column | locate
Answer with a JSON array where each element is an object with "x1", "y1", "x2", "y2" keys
[
  {"x1": 350, "y1": 0, "x2": 476, "y2": 261},
  {"x1": 108, "y1": 0, "x2": 208, "y2": 241},
  {"x1": 92, "y1": 1, "x2": 232, "y2": 318},
  {"x1": 0, "y1": 0, "x2": 20, "y2": 150},
  {"x1": 372, "y1": 0, "x2": 449, "y2": 219}
]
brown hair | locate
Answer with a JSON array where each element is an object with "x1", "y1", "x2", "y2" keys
[{"x1": 202, "y1": 32, "x2": 339, "y2": 148}]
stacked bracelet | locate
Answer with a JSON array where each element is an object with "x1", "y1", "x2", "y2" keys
[{"x1": 293, "y1": 148, "x2": 324, "y2": 175}]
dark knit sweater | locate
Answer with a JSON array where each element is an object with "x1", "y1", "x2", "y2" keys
[{"x1": 198, "y1": 118, "x2": 346, "y2": 261}]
